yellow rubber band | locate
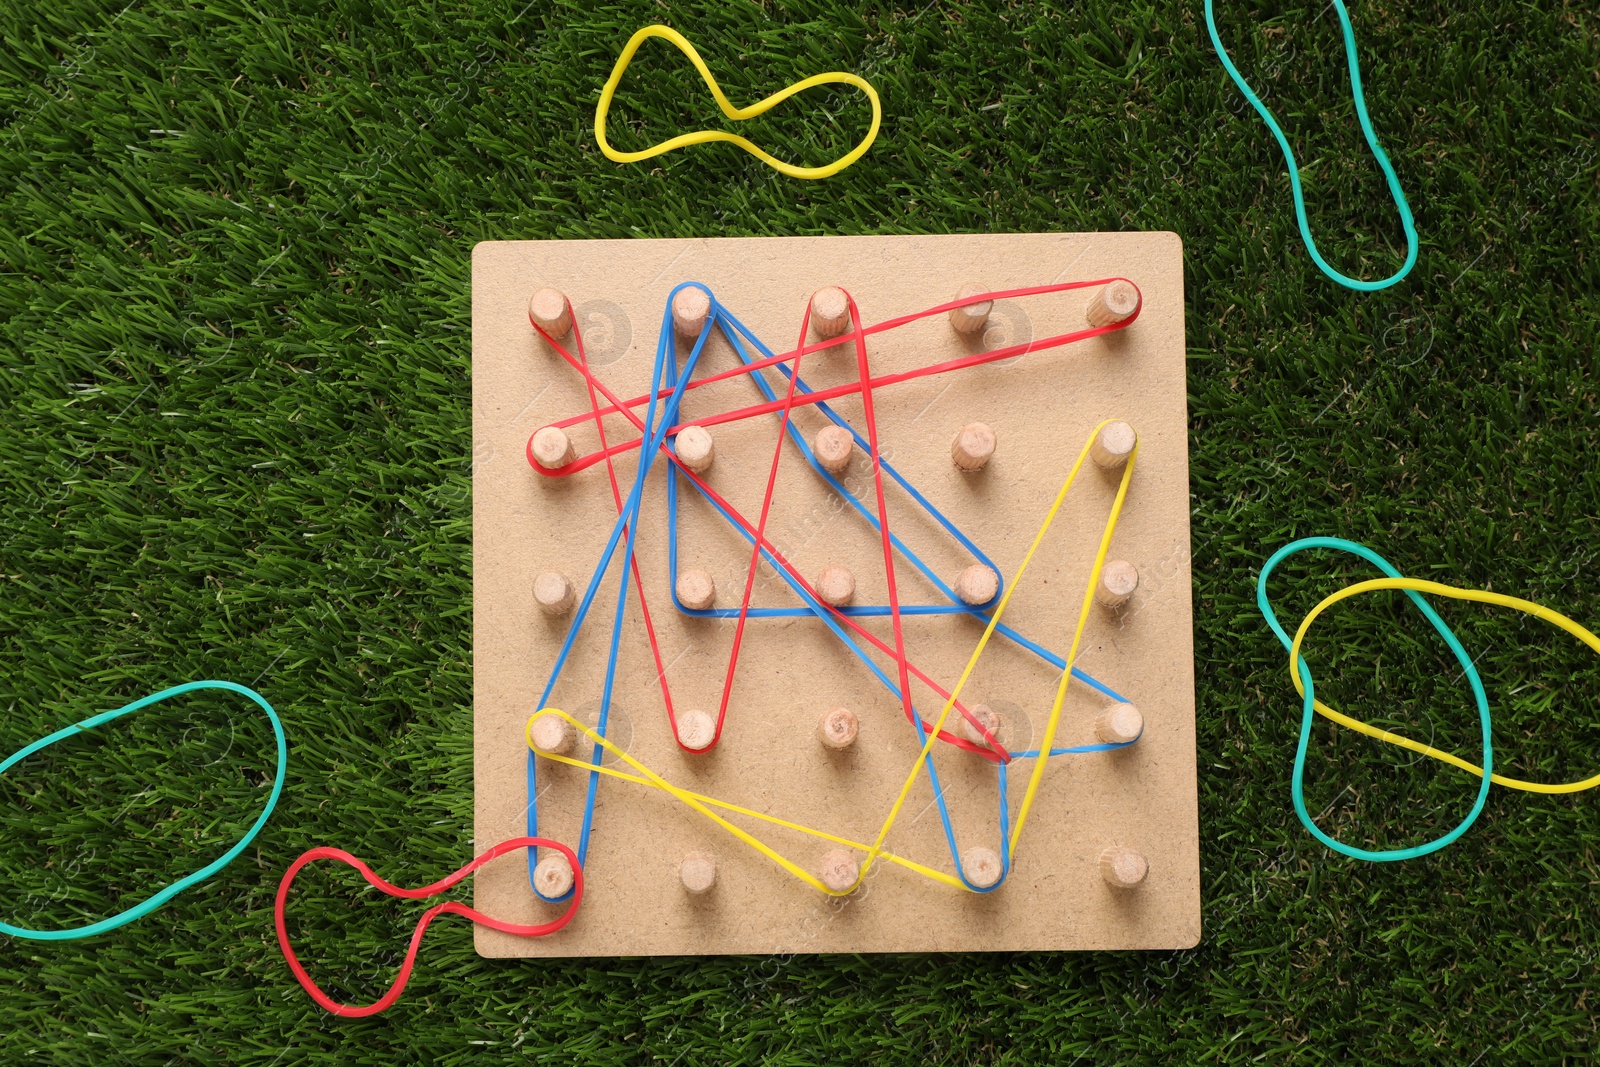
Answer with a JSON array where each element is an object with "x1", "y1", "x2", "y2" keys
[
  {"x1": 526, "y1": 711, "x2": 963, "y2": 893},
  {"x1": 594, "y1": 25, "x2": 882, "y2": 181},
  {"x1": 1291, "y1": 576, "x2": 1600, "y2": 795},
  {"x1": 528, "y1": 421, "x2": 1137, "y2": 893}
]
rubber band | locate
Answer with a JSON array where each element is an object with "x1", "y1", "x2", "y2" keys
[
  {"x1": 595, "y1": 25, "x2": 881, "y2": 180},
  {"x1": 0, "y1": 680, "x2": 286, "y2": 940},
  {"x1": 528, "y1": 420, "x2": 1138, "y2": 895},
  {"x1": 1205, "y1": 0, "x2": 1417, "y2": 291},
  {"x1": 275, "y1": 836, "x2": 582, "y2": 1017},
  {"x1": 865, "y1": 421, "x2": 1137, "y2": 877},
  {"x1": 523, "y1": 282, "x2": 1145, "y2": 896},
  {"x1": 528, "y1": 282, "x2": 1139, "y2": 478},
  {"x1": 1260, "y1": 538, "x2": 1600, "y2": 857}
]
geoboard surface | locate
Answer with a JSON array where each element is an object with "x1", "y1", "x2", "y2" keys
[{"x1": 472, "y1": 232, "x2": 1197, "y2": 956}]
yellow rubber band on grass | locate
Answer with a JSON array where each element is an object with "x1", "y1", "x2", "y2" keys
[{"x1": 595, "y1": 25, "x2": 882, "y2": 180}]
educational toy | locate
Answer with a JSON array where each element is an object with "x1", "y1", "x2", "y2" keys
[{"x1": 471, "y1": 233, "x2": 1199, "y2": 955}]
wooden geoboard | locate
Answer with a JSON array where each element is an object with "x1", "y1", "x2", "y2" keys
[{"x1": 471, "y1": 232, "x2": 1198, "y2": 957}]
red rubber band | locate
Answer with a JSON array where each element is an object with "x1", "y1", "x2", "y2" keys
[
  {"x1": 528, "y1": 280, "x2": 1142, "y2": 477},
  {"x1": 275, "y1": 836, "x2": 582, "y2": 1017},
  {"x1": 530, "y1": 292, "x2": 1027, "y2": 759}
]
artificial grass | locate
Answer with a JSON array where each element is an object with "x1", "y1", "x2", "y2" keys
[{"x1": 0, "y1": 0, "x2": 1597, "y2": 1061}]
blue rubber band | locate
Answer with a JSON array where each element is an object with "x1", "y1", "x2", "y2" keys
[
  {"x1": 0, "y1": 680, "x2": 287, "y2": 940},
  {"x1": 1257, "y1": 537, "x2": 1493, "y2": 861},
  {"x1": 528, "y1": 284, "x2": 1143, "y2": 895},
  {"x1": 1205, "y1": 0, "x2": 1418, "y2": 291}
]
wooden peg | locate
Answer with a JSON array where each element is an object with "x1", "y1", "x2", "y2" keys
[
  {"x1": 1095, "y1": 560, "x2": 1139, "y2": 610},
  {"x1": 676, "y1": 567, "x2": 716, "y2": 611},
  {"x1": 676, "y1": 709, "x2": 716, "y2": 751},
  {"x1": 959, "y1": 703, "x2": 1002, "y2": 748},
  {"x1": 948, "y1": 284, "x2": 993, "y2": 336},
  {"x1": 954, "y1": 564, "x2": 999, "y2": 606},
  {"x1": 962, "y1": 846, "x2": 1003, "y2": 889},
  {"x1": 815, "y1": 565, "x2": 856, "y2": 607},
  {"x1": 675, "y1": 425, "x2": 715, "y2": 474},
  {"x1": 1099, "y1": 846, "x2": 1148, "y2": 889},
  {"x1": 1090, "y1": 420, "x2": 1137, "y2": 470},
  {"x1": 679, "y1": 851, "x2": 717, "y2": 895},
  {"x1": 528, "y1": 287, "x2": 572, "y2": 339},
  {"x1": 533, "y1": 571, "x2": 575, "y2": 616},
  {"x1": 810, "y1": 287, "x2": 851, "y2": 339},
  {"x1": 1086, "y1": 281, "x2": 1140, "y2": 327},
  {"x1": 533, "y1": 853, "x2": 574, "y2": 897},
  {"x1": 529, "y1": 713, "x2": 576, "y2": 755},
  {"x1": 1096, "y1": 702, "x2": 1144, "y2": 744},
  {"x1": 819, "y1": 849, "x2": 859, "y2": 893},
  {"x1": 816, "y1": 706, "x2": 859, "y2": 751},
  {"x1": 672, "y1": 286, "x2": 711, "y2": 338},
  {"x1": 950, "y1": 422, "x2": 996, "y2": 472},
  {"x1": 814, "y1": 425, "x2": 854, "y2": 474},
  {"x1": 531, "y1": 426, "x2": 577, "y2": 469}
]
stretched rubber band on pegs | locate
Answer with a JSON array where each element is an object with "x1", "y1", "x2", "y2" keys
[
  {"x1": 1205, "y1": 0, "x2": 1417, "y2": 291},
  {"x1": 524, "y1": 284, "x2": 1146, "y2": 893},
  {"x1": 1260, "y1": 537, "x2": 1600, "y2": 862},
  {"x1": 0, "y1": 680, "x2": 286, "y2": 940},
  {"x1": 595, "y1": 24, "x2": 882, "y2": 180},
  {"x1": 528, "y1": 420, "x2": 1140, "y2": 895}
]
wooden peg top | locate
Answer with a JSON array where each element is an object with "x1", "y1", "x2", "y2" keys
[
  {"x1": 672, "y1": 286, "x2": 711, "y2": 338},
  {"x1": 816, "y1": 706, "x2": 859, "y2": 751},
  {"x1": 679, "y1": 851, "x2": 717, "y2": 895},
  {"x1": 675, "y1": 425, "x2": 715, "y2": 474},
  {"x1": 1096, "y1": 702, "x2": 1144, "y2": 744},
  {"x1": 675, "y1": 567, "x2": 716, "y2": 611},
  {"x1": 676, "y1": 709, "x2": 716, "y2": 751},
  {"x1": 950, "y1": 422, "x2": 996, "y2": 472},
  {"x1": 529, "y1": 713, "x2": 576, "y2": 755},
  {"x1": 959, "y1": 702, "x2": 1002, "y2": 748},
  {"x1": 948, "y1": 284, "x2": 993, "y2": 337},
  {"x1": 531, "y1": 426, "x2": 577, "y2": 469},
  {"x1": 962, "y1": 845, "x2": 1003, "y2": 889},
  {"x1": 815, "y1": 565, "x2": 856, "y2": 607},
  {"x1": 1095, "y1": 559, "x2": 1139, "y2": 610},
  {"x1": 1090, "y1": 420, "x2": 1137, "y2": 470},
  {"x1": 533, "y1": 853, "x2": 574, "y2": 897},
  {"x1": 810, "y1": 287, "x2": 851, "y2": 339},
  {"x1": 819, "y1": 849, "x2": 859, "y2": 893},
  {"x1": 529, "y1": 287, "x2": 573, "y2": 339},
  {"x1": 533, "y1": 571, "x2": 575, "y2": 616},
  {"x1": 954, "y1": 564, "x2": 999, "y2": 606},
  {"x1": 813, "y1": 425, "x2": 854, "y2": 475},
  {"x1": 1086, "y1": 281, "x2": 1140, "y2": 327},
  {"x1": 1099, "y1": 846, "x2": 1148, "y2": 889}
]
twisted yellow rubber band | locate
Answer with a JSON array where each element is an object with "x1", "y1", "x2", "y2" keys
[{"x1": 595, "y1": 24, "x2": 882, "y2": 181}]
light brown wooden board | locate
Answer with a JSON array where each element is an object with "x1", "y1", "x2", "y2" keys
[{"x1": 472, "y1": 233, "x2": 1198, "y2": 957}]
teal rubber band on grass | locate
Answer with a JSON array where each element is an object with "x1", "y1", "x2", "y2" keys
[
  {"x1": 0, "y1": 680, "x2": 286, "y2": 940},
  {"x1": 1257, "y1": 538, "x2": 1493, "y2": 861},
  {"x1": 1205, "y1": 0, "x2": 1418, "y2": 291}
]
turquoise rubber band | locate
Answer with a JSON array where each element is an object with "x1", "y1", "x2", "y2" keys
[
  {"x1": 1205, "y1": 0, "x2": 1418, "y2": 291},
  {"x1": 1257, "y1": 537, "x2": 1492, "y2": 861},
  {"x1": 0, "y1": 680, "x2": 287, "y2": 939}
]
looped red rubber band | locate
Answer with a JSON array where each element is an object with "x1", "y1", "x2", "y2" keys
[{"x1": 275, "y1": 836, "x2": 582, "y2": 1017}]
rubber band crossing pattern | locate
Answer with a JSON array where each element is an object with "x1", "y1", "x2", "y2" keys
[
  {"x1": 1259, "y1": 537, "x2": 1600, "y2": 861},
  {"x1": 523, "y1": 281, "x2": 1145, "y2": 897}
]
